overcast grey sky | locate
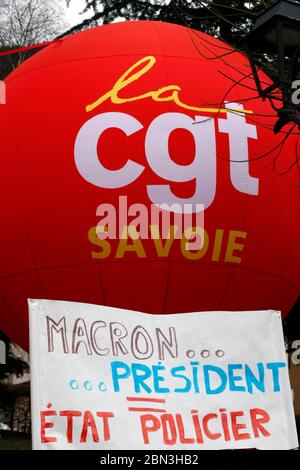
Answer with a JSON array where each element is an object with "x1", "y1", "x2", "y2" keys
[{"x1": 62, "y1": 0, "x2": 92, "y2": 27}]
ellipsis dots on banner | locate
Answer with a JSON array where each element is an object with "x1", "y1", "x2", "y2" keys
[
  {"x1": 68, "y1": 379, "x2": 108, "y2": 392},
  {"x1": 186, "y1": 349, "x2": 225, "y2": 358}
]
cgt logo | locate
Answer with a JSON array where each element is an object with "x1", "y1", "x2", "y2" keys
[
  {"x1": 74, "y1": 56, "x2": 259, "y2": 214},
  {"x1": 75, "y1": 103, "x2": 259, "y2": 213}
]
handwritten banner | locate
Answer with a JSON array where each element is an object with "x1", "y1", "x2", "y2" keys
[{"x1": 29, "y1": 300, "x2": 298, "y2": 450}]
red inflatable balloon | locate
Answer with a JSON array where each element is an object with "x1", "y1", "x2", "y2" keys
[{"x1": 1, "y1": 21, "x2": 299, "y2": 351}]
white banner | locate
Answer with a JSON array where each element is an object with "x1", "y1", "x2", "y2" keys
[{"x1": 29, "y1": 299, "x2": 298, "y2": 450}]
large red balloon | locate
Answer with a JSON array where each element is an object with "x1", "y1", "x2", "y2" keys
[{"x1": 1, "y1": 21, "x2": 299, "y2": 351}]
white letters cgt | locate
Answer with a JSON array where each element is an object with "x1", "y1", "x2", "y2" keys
[{"x1": 75, "y1": 103, "x2": 259, "y2": 213}]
